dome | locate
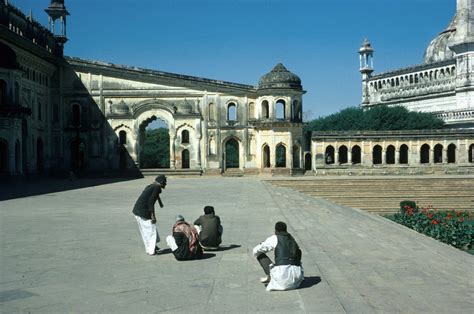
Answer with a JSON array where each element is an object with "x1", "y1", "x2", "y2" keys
[
  {"x1": 178, "y1": 100, "x2": 193, "y2": 114},
  {"x1": 423, "y1": 14, "x2": 457, "y2": 64},
  {"x1": 113, "y1": 100, "x2": 129, "y2": 114},
  {"x1": 258, "y1": 63, "x2": 302, "y2": 90}
]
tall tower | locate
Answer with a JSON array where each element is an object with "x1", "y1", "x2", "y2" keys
[
  {"x1": 449, "y1": 0, "x2": 474, "y2": 109},
  {"x1": 359, "y1": 39, "x2": 374, "y2": 105},
  {"x1": 45, "y1": 0, "x2": 69, "y2": 56}
]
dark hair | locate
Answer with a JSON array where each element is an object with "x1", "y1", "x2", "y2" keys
[
  {"x1": 204, "y1": 206, "x2": 215, "y2": 215},
  {"x1": 275, "y1": 221, "x2": 287, "y2": 232},
  {"x1": 155, "y1": 175, "x2": 167, "y2": 184}
]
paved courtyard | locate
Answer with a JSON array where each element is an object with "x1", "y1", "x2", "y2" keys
[{"x1": 1, "y1": 177, "x2": 473, "y2": 313}]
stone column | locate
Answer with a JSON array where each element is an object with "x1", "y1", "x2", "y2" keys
[
  {"x1": 442, "y1": 149, "x2": 448, "y2": 163},
  {"x1": 429, "y1": 149, "x2": 434, "y2": 164},
  {"x1": 395, "y1": 150, "x2": 400, "y2": 164},
  {"x1": 382, "y1": 151, "x2": 386, "y2": 165},
  {"x1": 169, "y1": 134, "x2": 176, "y2": 169}
]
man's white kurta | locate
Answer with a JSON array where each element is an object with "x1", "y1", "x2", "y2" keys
[{"x1": 253, "y1": 235, "x2": 304, "y2": 291}]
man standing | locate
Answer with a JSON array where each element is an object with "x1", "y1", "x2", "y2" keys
[
  {"x1": 132, "y1": 175, "x2": 167, "y2": 256},
  {"x1": 193, "y1": 205, "x2": 223, "y2": 250},
  {"x1": 253, "y1": 221, "x2": 304, "y2": 291}
]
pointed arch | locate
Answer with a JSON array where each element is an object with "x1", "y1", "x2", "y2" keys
[
  {"x1": 276, "y1": 143, "x2": 286, "y2": 167},
  {"x1": 262, "y1": 143, "x2": 270, "y2": 168},
  {"x1": 373, "y1": 145, "x2": 382, "y2": 165},
  {"x1": 447, "y1": 143, "x2": 456, "y2": 163},
  {"x1": 325, "y1": 145, "x2": 335, "y2": 165},
  {"x1": 420, "y1": 144, "x2": 430, "y2": 164}
]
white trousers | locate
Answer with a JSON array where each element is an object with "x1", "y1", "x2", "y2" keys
[{"x1": 135, "y1": 215, "x2": 160, "y2": 255}]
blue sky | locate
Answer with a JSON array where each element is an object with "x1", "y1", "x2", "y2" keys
[{"x1": 14, "y1": 0, "x2": 454, "y2": 119}]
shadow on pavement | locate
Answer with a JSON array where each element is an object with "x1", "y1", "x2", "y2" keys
[
  {"x1": 299, "y1": 276, "x2": 322, "y2": 289},
  {"x1": 0, "y1": 176, "x2": 142, "y2": 201},
  {"x1": 205, "y1": 244, "x2": 241, "y2": 252}
]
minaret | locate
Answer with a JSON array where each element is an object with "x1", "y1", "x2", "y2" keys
[
  {"x1": 45, "y1": 0, "x2": 69, "y2": 56},
  {"x1": 359, "y1": 39, "x2": 374, "y2": 105},
  {"x1": 449, "y1": 0, "x2": 474, "y2": 100}
]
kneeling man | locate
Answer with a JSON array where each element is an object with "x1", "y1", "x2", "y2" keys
[{"x1": 253, "y1": 221, "x2": 304, "y2": 291}]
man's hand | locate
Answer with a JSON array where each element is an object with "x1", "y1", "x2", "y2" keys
[{"x1": 151, "y1": 218, "x2": 157, "y2": 224}]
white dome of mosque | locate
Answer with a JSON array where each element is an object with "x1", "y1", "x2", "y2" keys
[{"x1": 423, "y1": 14, "x2": 458, "y2": 64}]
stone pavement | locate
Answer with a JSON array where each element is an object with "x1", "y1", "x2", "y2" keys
[{"x1": 0, "y1": 177, "x2": 473, "y2": 313}]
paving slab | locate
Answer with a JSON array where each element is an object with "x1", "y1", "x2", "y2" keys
[{"x1": 1, "y1": 177, "x2": 473, "y2": 313}]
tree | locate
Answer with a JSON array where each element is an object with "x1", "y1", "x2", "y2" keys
[
  {"x1": 304, "y1": 105, "x2": 444, "y2": 132},
  {"x1": 141, "y1": 128, "x2": 170, "y2": 168}
]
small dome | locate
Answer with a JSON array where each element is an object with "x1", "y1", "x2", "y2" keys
[
  {"x1": 258, "y1": 63, "x2": 302, "y2": 90},
  {"x1": 178, "y1": 100, "x2": 193, "y2": 114},
  {"x1": 423, "y1": 14, "x2": 457, "y2": 64},
  {"x1": 113, "y1": 100, "x2": 129, "y2": 114},
  {"x1": 359, "y1": 39, "x2": 374, "y2": 53}
]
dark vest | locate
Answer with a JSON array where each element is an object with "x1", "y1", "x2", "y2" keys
[{"x1": 275, "y1": 233, "x2": 301, "y2": 266}]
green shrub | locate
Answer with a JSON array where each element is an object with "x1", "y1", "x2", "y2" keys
[
  {"x1": 400, "y1": 200, "x2": 418, "y2": 215},
  {"x1": 388, "y1": 206, "x2": 474, "y2": 252}
]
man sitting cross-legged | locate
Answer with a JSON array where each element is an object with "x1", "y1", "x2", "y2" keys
[{"x1": 193, "y1": 206, "x2": 223, "y2": 250}]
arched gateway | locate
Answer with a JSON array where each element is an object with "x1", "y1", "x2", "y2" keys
[{"x1": 97, "y1": 62, "x2": 305, "y2": 175}]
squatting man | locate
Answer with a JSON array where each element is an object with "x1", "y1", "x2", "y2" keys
[{"x1": 132, "y1": 175, "x2": 303, "y2": 291}]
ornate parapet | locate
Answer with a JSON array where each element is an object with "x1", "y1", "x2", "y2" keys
[
  {"x1": 365, "y1": 60, "x2": 456, "y2": 105},
  {"x1": 434, "y1": 109, "x2": 474, "y2": 124}
]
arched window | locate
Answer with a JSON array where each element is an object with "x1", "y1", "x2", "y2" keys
[
  {"x1": 208, "y1": 103, "x2": 215, "y2": 121},
  {"x1": 373, "y1": 145, "x2": 382, "y2": 165},
  {"x1": 248, "y1": 102, "x2": 255, "y2": 120},
  {"x1": 386, "y1": 145, "x2": 395, "y2": 164},
  {"x1": 276, "y1": 99, "x2": 285, "y2": 120},
  {"x1": 434, "y1": 144, "x2": 443, "y2": 163},
  {"x1": 304, "y1": 153, "x2": 312, "y2": 170},
  {"x1": 71, "y1": 104, "x2": 81, "y2": 127},
  {"x1": 261, "y1": 100, "x2": 269, "y2": 119},
  {"x1": 325, "y1": 146, "x2": 335, "y2": 165},
  {"x1": 469, "y1": 144, "x2": 474, "y2": 163},
  {"x1": 0, "y1": 139, "x2": 8, "y2": 172},
  {"x1": 181, "y1": 130, "x2": 189, "y2": 144},
  {"x1": 225, "y1": 138, "x2": 239, "y2": 168},
  {"x1": 276, "y1": 144, "x2": 286, "y2": 167},
  {"x1": 119, "y1": 130, "x2": 127, "y2": 145},
  {"x1": 420, "y1": 144, "x2": 430, "y2": 164},
  {"x1": 209, "y1": 136, "x2": 216, "y2": 155},
  {"x1": 338, "y1": 145, "x2": 348, "y2": 164},
  {"x1": 227, "y1": 102, "x2": 237, "y2": 121},
  {"x1": 182, "y1": 149, "x2": 190, "y2": 169},
  {"x1": 352, "y1": 145, "x2": 361, "y2": 164},
  {"x1": 447, "y1": 144, "x2": 456, "y2": 163},
  {"x1": 399, "y1": 144, "x2": 409, "y2": 164},
  {"x1": 263, "y1": 144, "x2": 270, "y2": 168},
  {"x1": 38, "y1": 102, "x2": 42, "y2": 121}
]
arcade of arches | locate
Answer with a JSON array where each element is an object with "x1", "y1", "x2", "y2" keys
[{"x1": 311, "y1": 130, "x2": 474, "y2": 174}]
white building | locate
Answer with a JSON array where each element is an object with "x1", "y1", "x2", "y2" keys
[{"x1": 360, "y1": 0, "x2": 474, "y2": 128}]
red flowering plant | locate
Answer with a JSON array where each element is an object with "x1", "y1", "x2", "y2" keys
[{"x1": 389, "y1": 201, "x2": 473, "y2": 252}]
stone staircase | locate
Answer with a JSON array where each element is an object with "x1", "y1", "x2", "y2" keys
[
  {"x1": 140, "y1": 168, "x2": 202, "y2": 177},
  {"x1": 267, "y1": 176, "x2": 474, "y2": 215}
]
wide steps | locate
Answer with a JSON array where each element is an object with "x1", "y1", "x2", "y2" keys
[{"x1": 268, "y1": 176, "x2": 474, "y2": 214}]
